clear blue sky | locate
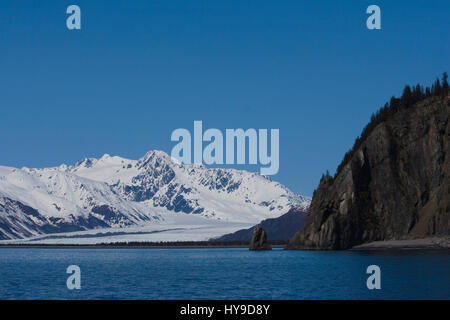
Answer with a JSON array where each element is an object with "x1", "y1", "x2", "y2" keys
[{"x1": 1, "y1": 0, "x2": 449, "y2": 196}]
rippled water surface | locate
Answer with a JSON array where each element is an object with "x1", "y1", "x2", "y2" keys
[{"x1": 0, "y1": 248, "x2": 448, "y2": 299}]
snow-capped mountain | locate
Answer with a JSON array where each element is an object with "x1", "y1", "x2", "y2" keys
[{"x1": 0, "y1": 151, "x2": 310, "y2": 241}]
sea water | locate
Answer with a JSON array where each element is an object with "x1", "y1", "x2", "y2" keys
[{"x1": 0, "y1": 248, "x2": 448, "y2": 299}]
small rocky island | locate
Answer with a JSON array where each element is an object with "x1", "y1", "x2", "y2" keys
[{"x1": 249, "y1": 225, "x2": 272, "y2": 250}]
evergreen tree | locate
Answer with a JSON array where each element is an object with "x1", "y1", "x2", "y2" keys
[
  {"x1": 432, "y1": 78, "x2": 441, "y2": 95},
  {"x1": 401, "y1": 85, "x2": 412, "y2": 107},
  {"x1": 442, "y1": 72, "x2": 449, "y2": 93},
  {"x1": 412, "y1": 84, "x2": 423, "y2": 102}
]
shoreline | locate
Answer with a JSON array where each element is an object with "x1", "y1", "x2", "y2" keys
[
  {"x1": 350, "y1": 237, "x2": 450, "y2": 251},
  {"x1": 0, "y1": 240, "x2": 287, "y2": 249},
  {"x1": 0, "y1": 237, "x2": 449, "y2": 250}
]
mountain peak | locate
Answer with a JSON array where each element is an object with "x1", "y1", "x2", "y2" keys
[
  {"x1": 0, "y1": 149, "x2": 310, "y2": 241},
  {"x1": 141, "y1": 150, "x2": 172, "y2": 161}
]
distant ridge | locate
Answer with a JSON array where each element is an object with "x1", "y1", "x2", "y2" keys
[{"x1": 213, "y1": 205, "x2": 307, "y2": 242}]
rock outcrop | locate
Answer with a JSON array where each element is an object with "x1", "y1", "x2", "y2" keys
[
  {"x1": 287, "y1": 93, "x2": 450, "y2": 250},
  {"x1": 249, "y1": 225, "x2": 272, "y2": 250}
]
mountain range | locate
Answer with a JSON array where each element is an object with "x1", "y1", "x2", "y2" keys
[{"x1": 0, "y1": 150, "x2": 310, "y2": 242}]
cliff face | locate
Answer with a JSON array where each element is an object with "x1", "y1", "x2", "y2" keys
[{"x1": 287, "y1": 94, "x2": 450, "y2": 250}]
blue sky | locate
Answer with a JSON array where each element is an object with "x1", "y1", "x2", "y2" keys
[{"x1": 1, "y1": 0, "x2": 449, "y2": 196}]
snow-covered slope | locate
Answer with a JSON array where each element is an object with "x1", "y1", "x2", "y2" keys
[{"x1": 0, "y1": 151, "x2": 310, "y2": 241}]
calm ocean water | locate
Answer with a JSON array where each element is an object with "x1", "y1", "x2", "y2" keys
[{"x1": 0, "y1": 248, "x2": 448, "y2": 300}]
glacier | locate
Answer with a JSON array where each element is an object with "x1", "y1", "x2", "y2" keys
[{"x1": 0, "y1": 150, "x2": 310, "y2": 243}]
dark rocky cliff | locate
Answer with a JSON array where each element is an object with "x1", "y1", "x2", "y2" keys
[{"x1": 287, "y1": 92, "x2": 450, "y2": 250}]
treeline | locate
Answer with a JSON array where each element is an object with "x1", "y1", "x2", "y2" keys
[
  {"x1": 0, "y1": 240, "x2": 289, "y2": 248},
  {"x1": 100, "y1": 240, "x2": 289, "y2": 246},
  {"x1": 322, "y1": 72, "x2": 449, "y2": 183}
]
